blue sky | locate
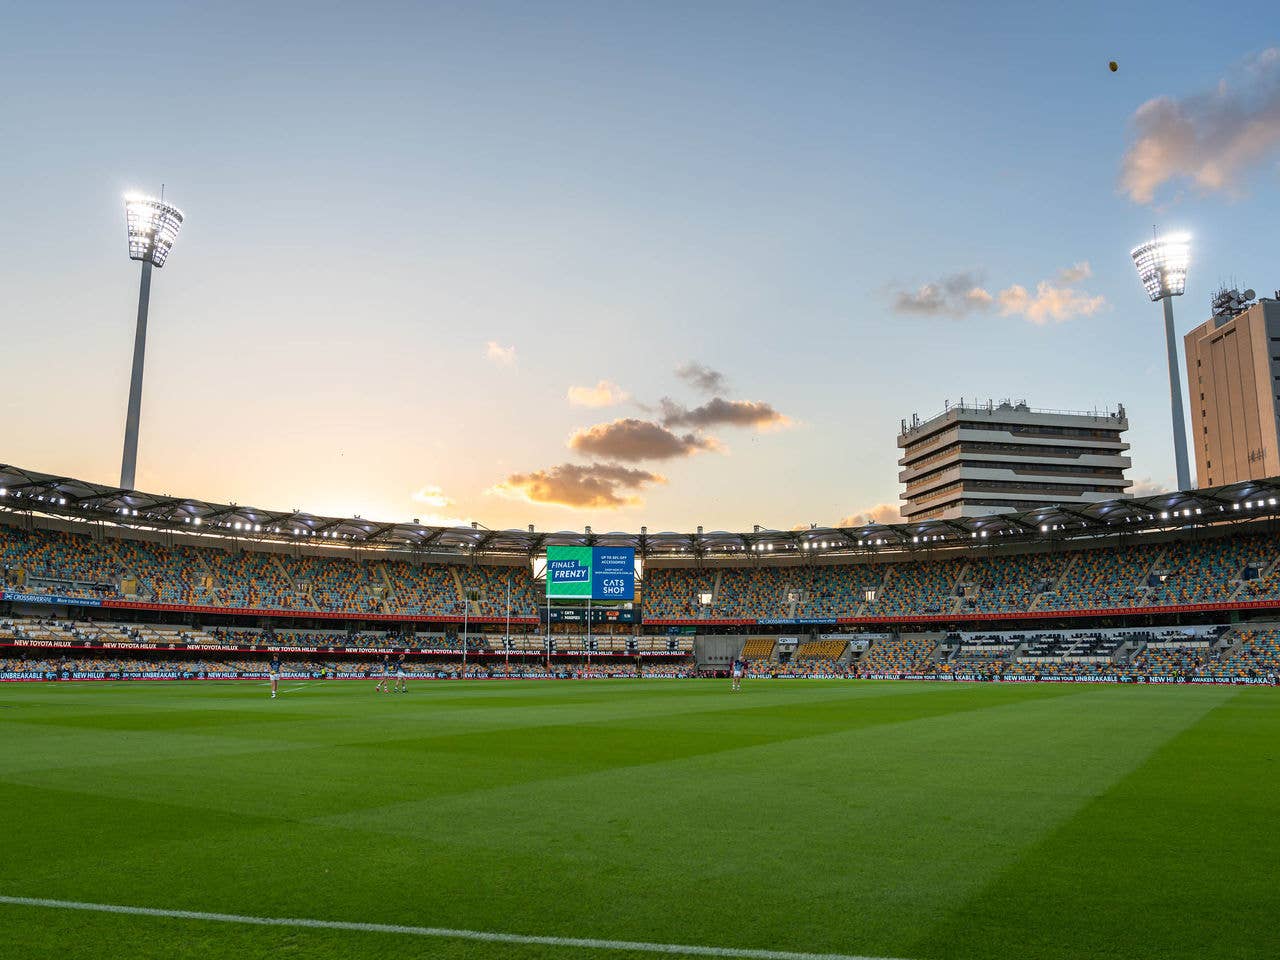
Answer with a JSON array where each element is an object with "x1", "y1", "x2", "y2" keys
[{"x1": 2, "y1": 2, "x2": 1278, "y2": 530}]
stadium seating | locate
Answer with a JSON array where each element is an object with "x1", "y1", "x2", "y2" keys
[
  {"x1": 381, "y1": 559, "x2": 461, "y2": 616},
  {"x1": 0, "y1": 527, "x2": 120, "y2": 596},
  {"x1": 1144, "y1": 535, "x2": 1258, "y2": 605},
  {"x1": 864, "y1": 560, "x2": 961, "y2": 617},
  {"x1": 112, "y1": 539, "x2": 219, "y2": 605},
  {"x1": 218, "y1": 550, "x2": 295, "y2": 608},
  {"x1": 794, "y1": 639, "x2": 846, "y2": 659},
  {"x1": 940, "y1": 633, "x2": 1017, "y2": 675},
  {"x1": 802, "y1": 564, "x2": 882, "y2": 617},
  {"x1": 959, "y1": 551, "x2": 1073, "y2": 612},
  {"x1": 1126, "y1": 644, "x2": 1209, "y2": 677},
  {"x1": 715, "y1": 568, "x2": 769, "y2": 620},
  {"x1": 456, "y1": 564, "x2": 540, "y2": 618},
  {"x1": 6, "y1": 522, "x2": 1280, "y2": 627},
  {"x1": 774, "y1": 658, "x2": 845, "y2": 677},
  {"x1": 859, "y1": 634, "x2": 936, "y2": 673},
  {"x1": 739, "y1": 637, "x2": 776, "y2": 660},
  {"x1": 1034, "y1": 544, "x2": 1152, "y2": 610},
  {"x1": 1202, "y1": 627, "x2": 1280, "y2": 678},
  {"x1": 296, "y1": 555, "x2": 380, "y2": 613},
  {"x1": 3, "y1": 606, "x2": 1276, "y2": 683},
  {"x1": 641, "y1": 567, "x2": 716, "y2": 619}
]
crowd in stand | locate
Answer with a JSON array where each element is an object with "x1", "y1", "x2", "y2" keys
[
  {"x1": 746, "y1": 658, "x2": 847, "y2": 678},
  {"x1": 0, "y1": 526, "x2": 544, "y2": 618},
  {"x1": 6, "y1": 519, "x2": 1280, "y2": 686},
  {"x1": 0, "y1": 648, "x2": 699, "y2": 680},
  {"x1": 854, "y1": 628, "x2": 1280, "y2": 681},
  {"x1": 859, "y1": 634, "x2": 936, "y2": 674},
  {"x1": 3, "y1": 629, "x2": 1277, "y2": 682},
  {"x1": 646, "y1": 532, "x2": 1280, "y2": 621},
  {"x1": 1204, "y1": 628, "x2": 1280, "y2": 678},
  {"x1": 8, "y1": 523, "x2": 1280, "y2": 623}
]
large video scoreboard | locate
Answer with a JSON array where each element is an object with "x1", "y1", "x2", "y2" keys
[{"x1": 544, "y1": 546, "x2": 636, "y2": 601}]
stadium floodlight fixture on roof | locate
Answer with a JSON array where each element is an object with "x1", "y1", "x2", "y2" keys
[
  {"x1": 1131, "y1": 231, "x2": 1192, "y2": 493},
  {"x1": 124, "y1": 194, "x2": 184, "y2": 268},
  {"x1": 119, "y1": 191, "x2": 185, "y2": 491},
  {"x1": 1130, "y1": 232, "x2": 1190, "y2": 301}
]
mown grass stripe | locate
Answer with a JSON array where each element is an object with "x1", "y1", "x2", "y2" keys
[{"x1": 0, "y1": 895, "x2": 908, "y2": 960}]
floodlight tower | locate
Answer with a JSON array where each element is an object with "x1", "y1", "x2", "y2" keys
[
  {"x1": 1131, "y1": 232, "x2": 1192, "y2": 492},
  {"x1": 120, "y1": 193, "x2": 184, "y2": 490}
]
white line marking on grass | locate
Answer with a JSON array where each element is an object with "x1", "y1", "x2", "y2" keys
[{"x1": 0, "y1": 895, "x2": 905, "y2": 960}]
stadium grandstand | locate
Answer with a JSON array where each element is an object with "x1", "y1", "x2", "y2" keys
[{"x1": 2, "y1": 462, "x2": 1280, "y2": 684}]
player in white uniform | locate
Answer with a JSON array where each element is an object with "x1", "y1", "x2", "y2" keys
[
  {"x1": 394, "y1": 653, "x2": 408, "y2": 694},
  {"x1": 269, "y1": 654, "x2": 282, "y2": 699},
  {"x1": 374, "y1": 654, "x2": 391, "y2": 693},
  {"x1": 731, "y1": 659, "x2": 744, "y2": 692}
]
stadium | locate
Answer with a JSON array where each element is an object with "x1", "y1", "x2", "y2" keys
[
  {"x1": 2, "y1": 462, "x2": 1279, "y2": 960},
  {"x1": 5, "y1": 462, "x2": 1280, "y2": 684},
  {"x1": 5, "y1": 6, "x2": 1280, "y2": 960}
]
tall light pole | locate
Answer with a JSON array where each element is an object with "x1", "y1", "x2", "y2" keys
[
  {"x1": 1131, "y1": 232, "x2": 1192, "y2": 492},
  {"x1": 120, "y1": 193, "x2": 184, "y2": 490},
  {"x1": 461, "y1": 597, "x2": 469, "y2": 677}
]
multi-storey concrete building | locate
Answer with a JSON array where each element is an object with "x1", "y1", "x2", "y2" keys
[
  {"x1": 1184, "y1": 295, "x2": 1280, "y2": 488},
  {"x1": 897, "y1": 400, "x2": 1132, "y2": 520}
]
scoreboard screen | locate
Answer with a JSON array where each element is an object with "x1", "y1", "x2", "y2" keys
[{"x1": 545, "y1": 546, "x2": 635, "y2": 600}]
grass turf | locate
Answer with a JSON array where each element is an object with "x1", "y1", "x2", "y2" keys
[{"x1": 0, "y1": 678, "x2": 1276, "y2": 960}]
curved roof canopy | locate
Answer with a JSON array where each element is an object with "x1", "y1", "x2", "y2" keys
[{"x1": 2, "y1": 463, "x2": 1278, "y2": 562}]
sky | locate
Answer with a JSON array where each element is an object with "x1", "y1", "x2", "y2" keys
[{"x1": 2, "y1": 1, "x2": 1279, "y2": 533}]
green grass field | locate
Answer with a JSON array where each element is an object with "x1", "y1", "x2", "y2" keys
[{"x1": 1, "y1": 678, "x2": 1276, "y2": 960}]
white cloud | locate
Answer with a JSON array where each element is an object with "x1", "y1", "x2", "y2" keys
[
  {"x1": 1128, "y1": 477, "x2": 1172, "y2": 499},
  {"x1": 1121, "y1": 47, "x2": 1280, "y2": 203},
  {"x1": 1056, "y1": 261, "x2": 1092, "y2": 284},
  {"x1": 411, "y1": 484, "x2": 454, "y2": 509},
  {"x1": 490, "y1": 462, "x2": 664, "y2": 510},
  {"x1": 891, "y1": 272, "x2": 993, "y2": 316},
  {"x1": 892, "y1": 265, "x2": 1105, "y2": 325},
  {"x1": 997, "y1": 282, "x2": 1107, "y2": 325},
  {"x1": 837, "y1": 503, "x2": 900, "y2": 527},
  {"x1": 485, "y1": 341, "x2": 517, "y2": 366},
  {"x1": 567, "y1": 380, "x2": 629, "y2": 407}
]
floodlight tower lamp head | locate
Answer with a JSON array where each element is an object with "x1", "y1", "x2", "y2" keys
[
  {"x1": 124, "y1": 193, "x2": 184, "y2": 267},
  {"x1": 1130, "y1": 232, "x2": 1191, "y2": 301}
]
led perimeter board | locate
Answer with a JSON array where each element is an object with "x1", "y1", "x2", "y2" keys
[{"x1": 545, "y1": 546, "x2": 635, "y2": 600}]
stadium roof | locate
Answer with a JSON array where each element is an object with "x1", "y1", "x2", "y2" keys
[{"x1": 2, "y1": 462, "x2": 1280, "y2": 561}]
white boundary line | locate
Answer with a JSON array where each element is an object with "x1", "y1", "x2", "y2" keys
[{"x1": 0, "y1": 895, "x2": 905, "y2": 960}]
